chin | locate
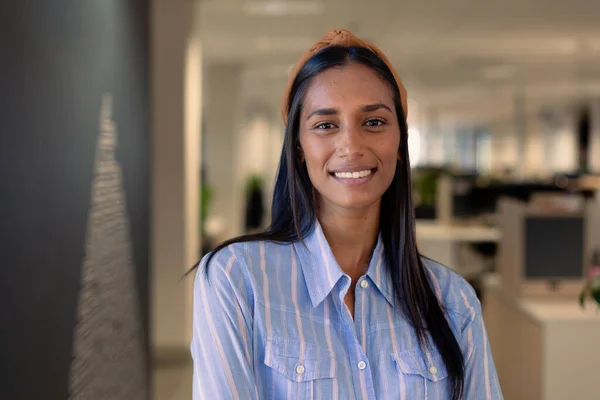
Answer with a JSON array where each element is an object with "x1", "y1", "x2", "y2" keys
[{"x1": 330, "y1": 194, "x2": 381, "y2": 211}]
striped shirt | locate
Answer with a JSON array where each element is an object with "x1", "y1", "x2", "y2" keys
[{"x1": 191, "y1": 221, "x2": 503, "y2": 399}]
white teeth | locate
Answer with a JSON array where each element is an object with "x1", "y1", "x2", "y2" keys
[{"x1": 334, "y1": 169, "x2": 372, "y2": 179}]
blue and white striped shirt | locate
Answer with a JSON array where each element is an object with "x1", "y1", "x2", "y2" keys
[{"x1": 191, "y1": 222, "x2": 503, "y2": 399}]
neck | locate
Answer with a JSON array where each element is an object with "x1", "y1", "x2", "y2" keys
[{"x1": 318, "y1": 202, "x2": 380, "y2": 283}]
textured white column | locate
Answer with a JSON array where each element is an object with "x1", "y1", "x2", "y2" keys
[
  {"x1": 69, "y1": 94, "x2": 149, "y2": 400},
  {"x1": 150, "y1": 0, "x2": 201, "y2": 356}
]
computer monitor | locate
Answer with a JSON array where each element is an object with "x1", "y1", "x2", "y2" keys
[{"x1": 497, "y1": 195, "x2": 599, "y2": 297}]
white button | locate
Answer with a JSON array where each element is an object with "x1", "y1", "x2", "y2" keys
[
  {"x1": 296, "y1": 364, "x2": 305, "y2": 375},
  {"x1": 358, "y1": 361, "x2": 367, "y2": 370},
  {"x1": 429, "y1": 366, "x2": 438, "y2": 375},
  {"x1": 360, "y1": 280, "x2": 369, "y2": 289}
]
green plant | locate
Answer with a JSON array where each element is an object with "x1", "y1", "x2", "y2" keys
[
  {"x1": 414, "y1": 170, "x2": 440, "y2": 206},
  {"x1": 579, "y1": 267, "x2": 600, "y2": 309},
  {"x1": 200, "y1": 184, "x2": 213, "y2": 235},
  {"x1": 246, "y1": 174, "x2": 264, "y2": 194}
]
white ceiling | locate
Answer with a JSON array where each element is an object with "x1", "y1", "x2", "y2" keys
[{"x1": 197, "y1": 0, "x2": 600, "y2": 125}]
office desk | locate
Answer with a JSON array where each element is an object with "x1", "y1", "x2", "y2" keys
[
  {"x1": 483, "y1": 275, "x2": 600, "y2": 400},
  {"x1": 415, "y1": 221, "x2": 502, "y2": 277}
]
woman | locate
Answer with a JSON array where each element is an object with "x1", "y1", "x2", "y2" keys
[{"x1": 191, "y1": 29, "x2": 503, "y2": 400}]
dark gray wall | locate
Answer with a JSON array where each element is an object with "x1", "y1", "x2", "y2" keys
[{"x1": 0, "y1": 1, "x2": 150, "y2": 399}]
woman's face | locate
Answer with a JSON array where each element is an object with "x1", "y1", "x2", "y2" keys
[{"x1": 298, "y1": 62, "x2": 401, "y2": 214}]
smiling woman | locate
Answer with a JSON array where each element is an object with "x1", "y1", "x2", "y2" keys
[{"x1": 189, "y1": 29, "x2": 503, "y2": 400}]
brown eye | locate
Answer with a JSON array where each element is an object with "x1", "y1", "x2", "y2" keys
[
  {"x1": 315, "y1": 122, "x2": 335, "y2": 130},
  {"x1": 364, "y1": 118, "x2": 385, "y2": 127}
]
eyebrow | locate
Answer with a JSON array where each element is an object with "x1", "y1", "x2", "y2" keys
[
  {"x1": 361, "y1": 103, "x2": 393, "y2": 113},
  {"x1": 306, "y1": 103, "x2": 393, "y2": 120},
  {"x1": 306, "y1": 108, "x2": 337, "y2": 120}
]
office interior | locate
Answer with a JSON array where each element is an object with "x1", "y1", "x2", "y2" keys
[{"x1": 2, "y1": 1, "x2": 600, "y2": 400}]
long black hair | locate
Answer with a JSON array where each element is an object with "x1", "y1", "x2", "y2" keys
[{"x1": 192, "y1": 46, "x2": 465, "y2": 399}]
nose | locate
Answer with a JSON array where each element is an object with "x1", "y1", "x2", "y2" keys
[{"x1": 337, "y1": 124, "x2": 364, "y2": 160}]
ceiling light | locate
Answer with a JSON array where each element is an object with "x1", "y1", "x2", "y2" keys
[{"x1": 243, "y1": 1, "x2": 324, "y2": 16}]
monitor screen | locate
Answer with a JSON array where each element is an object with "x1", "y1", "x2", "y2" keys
[{"x1": 524, "y1": 216, "x2": 585, "y2": 279}]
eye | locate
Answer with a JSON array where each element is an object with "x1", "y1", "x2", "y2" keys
[
  {"x1": 314, "y1": 122, "x2": 336, "y2": 130},
  {"x1": 364, "y1": 118, "x2": 386, "y2": 127}
]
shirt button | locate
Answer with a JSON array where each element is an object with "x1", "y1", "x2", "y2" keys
[
  {"x1": 360, "y1": 280, "x2": 369, "y2": 289},
  {"x1": 429, "y1": 366, "x2": 438, "y2": 375},
  {"x1": 296, "y1": 364, "x2": 305, "y2": 375},
  {"x1": 358, "y1": 361, "x2": 367, "y2": 370}
]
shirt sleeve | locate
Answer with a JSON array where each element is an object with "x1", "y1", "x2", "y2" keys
[
  {"x1": 190, "y1": 247, "x2": 259, "y2": 400},
  {"x1": 460, "y1": 287, "x2": 504, "y2": 400}
]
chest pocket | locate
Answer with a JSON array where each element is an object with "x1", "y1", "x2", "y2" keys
[
  {"x1": 264, "y1": 336, "x2": 337, "y2": 400},
  {"x1": 392, "y1": 348, "x2": 450, "y2": 399}
]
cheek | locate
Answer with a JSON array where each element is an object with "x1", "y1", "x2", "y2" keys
[
  {"x1": 377, "y1": 143, "x2": 400, "y2": 186},
  {"x1": 301, "y1": 138, "x2": 331, "y2": 172},
  {"x1": 380, "y1": 140, "x2": 401, "y2": 166},
  {"x1": 304, "y1": 153, "x2": 329, "y2": 186}
]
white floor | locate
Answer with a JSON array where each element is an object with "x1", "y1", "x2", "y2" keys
[{"x1": 153, "y1": 361, "x2": 192, "y2": 400}]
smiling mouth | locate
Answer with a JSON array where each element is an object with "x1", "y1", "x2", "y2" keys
[{"x1": 329, "y1": 168, "x2": 376, "y2": 179}]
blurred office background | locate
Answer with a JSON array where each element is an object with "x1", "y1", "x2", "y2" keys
[{"x1": 1, "y1": 0, "x2": 600, "y2": 399}]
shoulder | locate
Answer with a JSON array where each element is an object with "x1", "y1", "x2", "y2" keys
[
  {"x1": 421, "y1": 256, "x2": 481, "y2": 324},
  {"x1": 197, "y1": 240, "x2": 292, "y2": 292}
]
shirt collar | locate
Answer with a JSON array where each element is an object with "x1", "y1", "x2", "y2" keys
[
  {"x1": 293, "y1": 220, "x2": 395, "y2": 308},
  {"x1": 366, "y1": 239, "x2": 395, "y2": 307}
]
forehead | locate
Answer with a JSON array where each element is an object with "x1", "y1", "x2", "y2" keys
[{"x1": 302, "y1": 63, "x2": 394, "y2": 112}]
